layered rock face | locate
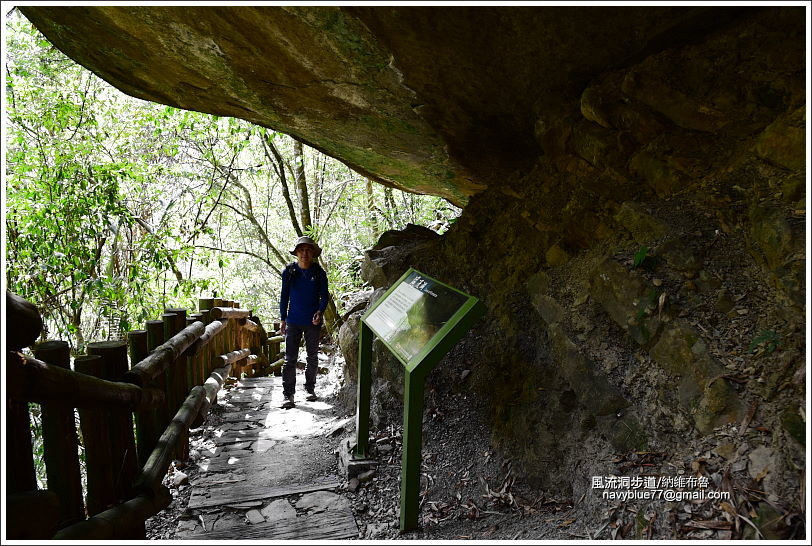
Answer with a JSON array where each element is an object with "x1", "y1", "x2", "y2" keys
[
  {"x1": 337, "y1": 7, "x2": 805, "y2": 525},
  {"x1": 22, "y1": 5, "x2": 805, "y2": 531}
]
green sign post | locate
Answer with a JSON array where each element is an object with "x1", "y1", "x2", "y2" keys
[{"x1": 355, "y1": 268, "x2": 485, "y2": 532}]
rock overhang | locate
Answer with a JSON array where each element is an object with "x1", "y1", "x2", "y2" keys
[{"x1": 19, "y1": 5, "x2": 770, "y2": 206}]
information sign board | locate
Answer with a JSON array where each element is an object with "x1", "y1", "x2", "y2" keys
[
  {"x1": 356, "y1": 268, "x2": 485, "y2": 532},
  {"x1": 364, "y1": 270, "x2": 471, "y2": 367}
]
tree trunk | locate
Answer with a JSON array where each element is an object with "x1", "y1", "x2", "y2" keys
[
  {"x1": 384, "y1": 186, "x2": 397, "y2": 228},
  {"x1": 293, "y1": 139, "x2": 313, "y2": 231},
  {"x1": 366, "y1": 178, "x2": 380, "y2": 240},
  {"x1": 71, "y1": 309, "x2": 85, "y2": 354},
  {"x1": 261, "y1": 131, "x2": 302, "y2": 236}
]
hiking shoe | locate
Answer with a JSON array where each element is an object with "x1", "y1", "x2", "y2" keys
[
  {"x1": 306, "y1": 392, "x2": 317, "y2": 402},
  {"x1": 281, "y1": 395, "x2": 295, "y2": 409}
]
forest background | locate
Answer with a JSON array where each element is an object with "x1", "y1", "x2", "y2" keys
[{"x1": 3, "y1": 9, "x2": 460, "y2": 355}]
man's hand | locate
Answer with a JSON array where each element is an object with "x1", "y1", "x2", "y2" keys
[
  {"x1": 312, "y1": 311, "x2": 322, "y2": 325},
  {"x1": 280, "y1": 320, "x2": 287, "y2": 334}
]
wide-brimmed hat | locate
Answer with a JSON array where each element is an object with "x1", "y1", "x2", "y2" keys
[{"x1": 289, "y1": 236, "x2": 322, "y2": 258}]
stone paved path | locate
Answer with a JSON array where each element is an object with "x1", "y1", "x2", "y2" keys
[{"x1": 174, "y1": 373, "x2": 358, "y2": 540}]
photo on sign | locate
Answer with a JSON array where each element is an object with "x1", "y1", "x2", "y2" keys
[{"x1": 365, "y1": 271, "x2": 468, "y2": 363}]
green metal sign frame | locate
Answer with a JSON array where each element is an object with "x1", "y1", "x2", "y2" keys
[{"x1": 355, "y1": 268, "x2": 485, "y2": 532}]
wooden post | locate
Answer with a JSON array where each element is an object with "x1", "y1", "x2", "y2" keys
[
  {"x1": 5, "y1": 350, "x2": 38, "y2": 494},
  {"x1": 184, "y1": 317, "x2": 199, "y2": 391},
  {"x1": 86, "y1": 341, "x2": 139, "y2": 506},
  {"x1": 207, "y1": 298, "x2": 228, "y2": 373},
  {"x1": 133, "y1": 387, "x2": 206, "y2": 494},
  {"x1": 268, "y1": 333, "x2": 283, "y2": 374},
  {"x1": 128, "y1": 330, "x2": 155, "y2": 468},
  {"x1": 199, "y1": 299, "x2": 214, "y2": 380},
  {"x1": 164, "y1": 308, "x2": 189, "y2": 460},
  {"x1": 188, "y1": 314, "x2": 203, "y2": 388},
  {"x1": 198, "y1": 311, "x2": 211, "y2": 379},
  {"x1": 161, "y1": 312, "x2": 183, "y2": 460},
  {"x1": 235, "y1": 317, "x2": 245, "y2": 379},
  {"x1": 74, "y1": 354, "x2": 114, "y2": 516},
  {"x1": 32, "y1": 340, "x2": 84, "y2": 527},
  {"x1": 145, "y1": 320, "x2": 169, "y2": 444},
  {"x1": 126, "y1": 328, "x2": 151, "y2": 541},
  {"x1": 198, "y1": 298, "x2": 214, "y2": 316},
  {"x1": 145, "y1": 320, "x2": 165, "y2": 350},
  {"x1": 213, "y1": 299, "x2": 224, "y2": 377},
  {"x1": 161, "y1": 313, "x2": 180, "y2": 415}
]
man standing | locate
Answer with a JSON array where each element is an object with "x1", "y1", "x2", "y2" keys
[{"x1": 279, "y1": 236, "x2": 329, "y2": 409}]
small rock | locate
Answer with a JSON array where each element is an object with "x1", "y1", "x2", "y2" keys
[
  {"x1": 261, "y1": 498, "x2": 297, "y2": 522},
  {"x1": 348, "y1": 477, "x2": 361, "y2": 492},
  {"x1": 731, "y1": 458, "x2": 748, "y2": 473},
  {"x1": 460, "y1": 369, "x2": 471, "y2": 381},
  {"x1": 748, "y1": 446, "x2": 774, "y2": 480},
  {"x1": 713, "y1": 442, "x2": 737, "y2": 461},
  {"x1": 366, "y1": 522, "x2": 388, "y2": 538},
  {"x1": 172, "y1": 472, "x2": 189, "y2": 487},
  {"x1": 358, "y1": 469, "x2": 376, "y2": 483},
  {"x1": 297, "y1": 490, "x2": 351, "y2": 513},
  {"x1": 653, "y1": 278, "x2": 663, "y2": 286},
  {"x1": 246, "y1": 509, "x2": 265, "y2": 524}
]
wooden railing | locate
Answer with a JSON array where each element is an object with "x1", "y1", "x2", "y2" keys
[{"x1": 5, "y1": 292, "x2": 279, "y2": 540}]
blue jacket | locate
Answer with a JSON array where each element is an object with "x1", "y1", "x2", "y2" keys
[{"x1": 279, "y1": 262, "x2": 329, "y2": 326}]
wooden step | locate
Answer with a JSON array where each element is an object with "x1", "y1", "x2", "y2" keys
[
  {"x1": 188, "y1": 480, "x2": 342, "y2": 510},
  {"x1": 181, "y1": 503, "x2": 357, "y2": 540}
]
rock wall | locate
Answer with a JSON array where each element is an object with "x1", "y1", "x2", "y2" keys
[{"x1": 339, "y1": 7, "x2": 805, "y2": 526}]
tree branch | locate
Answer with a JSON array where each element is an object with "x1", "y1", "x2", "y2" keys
[
  {"x1": 132, "y1": 216, "x2": 184, "y2": 281},
  {"x1": 260, "y1": 131, "x2": 302, "y2": 236},
  {"x1": 214, "y1": 166, "x2": 288, "y2": 267},
  {"x1": 194, "y1": 245, "x2": 279, "y2": 273}
]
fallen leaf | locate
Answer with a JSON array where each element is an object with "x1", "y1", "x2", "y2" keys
[
  {"x1": 719, "y1": 501, "x2": 737, "y2": 516},
  {"x1": 683, "y1": 520, "x2": 733, "y2": 530}
]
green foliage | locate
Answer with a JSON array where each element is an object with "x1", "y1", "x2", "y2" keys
[
  {"x1": 29, "y1": 403, "x2": 46, "y2": 488},
  {"x1": 632, "y1": 245, "x2": 649, "y2": 268},
  {"x1": 5, "y1": 11, "x2": 462, "y2": 347},
  {"x1": 748, "y1": 330, "x2": 780, "y2": 356}
]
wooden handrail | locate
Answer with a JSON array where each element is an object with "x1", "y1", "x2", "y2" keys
[
  {"x1": 192, "y1": 364, "x2": 232, "y2": 428},
  {"x1": 6, "y1": 289, "x2": 272, "y2": 539},
  {"x1": 123, "y1": 320, "x2": 206, "y2": 387},
  {"x1": 183, "y1": 318, "x2": 227, "y2": 356},
  {"x1": 242, "y1": 318, "x2": 260, "y2": 332},
  {"x1": 53, "y1": 487, "x2": 172, "y2": 540},
  {"x1": 14, "y1": 355, "x2": 165, "y2": 411},
  {"x1": 133, "y1": 386, "x2": 207, "y2": 493},
  {"x1": 217, "y1": 347, "x2": 251, "y2": 366},
  {"x1": 210, "y1": 306, "x2": 251, "y2": 319}
]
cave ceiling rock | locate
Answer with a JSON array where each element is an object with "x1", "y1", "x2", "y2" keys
[{"x1": 20, "y1": 5, "x2": 764, "y2": 206}]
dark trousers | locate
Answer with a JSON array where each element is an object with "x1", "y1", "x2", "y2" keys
[{"x1": 283, "y1": 323, "x2": 320, "y2": 397}]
